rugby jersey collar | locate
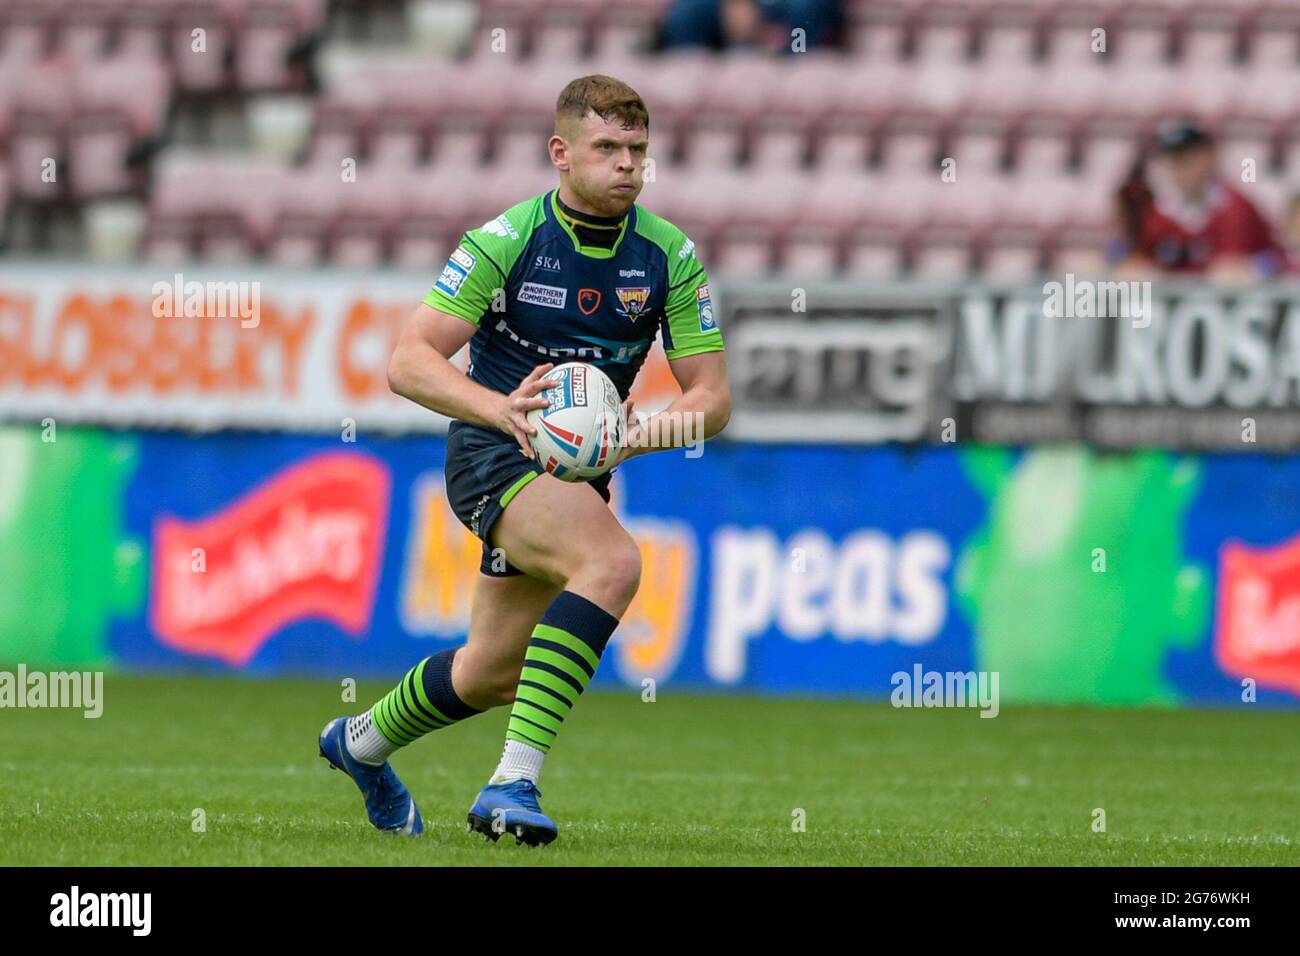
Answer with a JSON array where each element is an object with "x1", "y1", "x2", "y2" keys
[{"x1": 548, "y1": 188, "x2": 634, "y2": 260}]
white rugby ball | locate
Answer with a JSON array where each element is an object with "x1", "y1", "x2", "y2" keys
[{"x1": 526, "y1": 362, "x2": 626, "y2": 481}]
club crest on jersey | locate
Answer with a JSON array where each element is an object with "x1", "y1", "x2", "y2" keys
[
  {"x1": 578, "y1": 288, "x2": 602, "y2": 315},
  {"x1": 615, "y1": 286, "x2": 651, "y2": 320},
  {"x1": 697, "y1": 283, "x2": 716, "y2": 332}
]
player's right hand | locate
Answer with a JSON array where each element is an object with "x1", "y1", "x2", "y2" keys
[{"x1": 499, "y1": 363, "x2": 558, "y2": 458}]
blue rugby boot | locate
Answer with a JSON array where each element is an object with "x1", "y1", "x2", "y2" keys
[
  {"x1": 466, "y1": 779, "x2": 557, "y2": 846},
  {"x1": 319, "y1": 717, "x2": 423, "y2": 836}
]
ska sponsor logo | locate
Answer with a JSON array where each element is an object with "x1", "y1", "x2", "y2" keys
[
  {"x1": 480, "y1": 215, "x2": 519, "y2": 240},
  {"x1": 616, "y1": 286, "x2": 651, "y2": 320},
  {"x1": 578, "y1": 288, "x2": 602, "y2": 315},
  {"x1": 518, "y1": 282, "x2": 567, "y2": 309},
  {"x1": 435, "y1": 248, "x2": 475, "y2": 298},
  {"x1": 696, "y1": 283, "x2": 716, "y2": 332},
  {"x1": 535, "y1": 254, "x2": 562, "y2": 272}
]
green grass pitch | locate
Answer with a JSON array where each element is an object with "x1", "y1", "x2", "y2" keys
[{"x1": 2, "y1": 674, "x2": 1297, "y2": 866}]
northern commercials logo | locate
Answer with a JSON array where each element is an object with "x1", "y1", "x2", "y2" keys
[
  {"x1": 518, "y1": 282, "x2": 567, "y2": 310},
  {"x1": 50, "y1": 886, "x2": 151, "y2": 936}
]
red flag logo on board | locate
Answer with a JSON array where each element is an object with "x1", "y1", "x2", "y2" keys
[
  {"x1": 151, "y1": 453, "x2": 389, "y2": 666},
  {"x1": 1216, "y1": 534, "x2": 1300, "y2": 695}
]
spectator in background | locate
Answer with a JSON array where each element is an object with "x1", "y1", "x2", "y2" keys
[
  {"x1": 1110, "y1": 121, "x2": 1283, "y2": 284},
  {"x1": 1282, "y1": 193, "x2": 1300, "y2": 274},
  {"x1": 656, "y1": 0, "x2": 844, "y2": 54}
]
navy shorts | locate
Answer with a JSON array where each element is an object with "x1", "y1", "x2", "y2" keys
[{"x1": 443, "y1": 420, "x2": 613, "y2": 577}]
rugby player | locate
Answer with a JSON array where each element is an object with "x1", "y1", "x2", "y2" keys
[{"x1": 318, "y1": 75, "x2": 731, "y2": 845}]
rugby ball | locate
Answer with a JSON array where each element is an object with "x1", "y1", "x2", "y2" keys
[{"x1": 526, "y1": 362, "x2": 626, "y2": 481}]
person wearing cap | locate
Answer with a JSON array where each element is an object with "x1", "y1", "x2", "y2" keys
[{"x1": 1113, "y1": 121, "x2": 1284, "y2": 283}]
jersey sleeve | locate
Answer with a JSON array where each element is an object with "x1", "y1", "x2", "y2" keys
[
  {"x1": 660, "y1": 232, "x2": 724, "y2": 360},
  {"x1": 423, "y1": 209, "x2": 529, "y2": 326}
]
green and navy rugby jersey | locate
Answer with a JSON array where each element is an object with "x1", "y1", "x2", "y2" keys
[{"x1": 424, "y1": 188, "x2": 723, "y2": 400}]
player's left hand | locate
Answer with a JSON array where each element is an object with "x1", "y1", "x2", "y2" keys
[{"x1": 614, "y1": 399, "x2": 644, "y2": 466}]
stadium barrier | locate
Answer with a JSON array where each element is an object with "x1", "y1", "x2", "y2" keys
[{"x1": 1, "y1": 265, "x2": 1298, "y2": 707}]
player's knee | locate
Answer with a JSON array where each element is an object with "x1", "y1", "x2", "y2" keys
[{"x1": 579, "y1": 536, "x2": 642, "y2": 610}]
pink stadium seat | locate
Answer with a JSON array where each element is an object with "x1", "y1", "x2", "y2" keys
[
  {"x1": 845, "y1": 0, "x2": 908, "y2": 60},
  {"x1": 750, "y1": 116, "x2": 812, "y2": 172},
  {"x1": 981, "y1": 237, "x2": 1044, "y2": 282},
  {"x1": 1043, "y1": 2, "x2": 1122, "y2": 69},
  {"x1": 60, "y1": 0, "x2": 116, "y2": 59},
  {"x1": 1245, "y1": 6, "x2": 1300, "y2": 66},
  {"x1": 817, "y1": 126, "x2": 869, "y2": 170},
  {"x1": 118, "y1": 0, "x2": 171, "y2": 61},
  {"x1": 948, "y1": 127, "x2": 1007, "y2": 177},
  {"x1": 913, "y1": 4, "x2": 976, "y2": 64},
  {"x1": 1114, "y1": 5, "x2": 1176, "y2": 65},
  {"x1": 1180, "y1": 8, "x2": 1241, "y2": 67},
  {"x1": 1014, "y1": 128, "x2": 1074, "y2": 176},
  {"x1": 591, "y1": 1, "x2": 660, "y2": 60},
  {"x1": 911, "y1": 229, "x2": 975, "y2": 280},
  {"x1": 266, "y1": 164, "x2": 342, "y2": 266},
  {"x1": 1078, "y1": 129, "x2": 1141, "y2": 183},
  {"x1": 878, "y1": 119, "x2": 941, "y2": 175},
  {"x1": 172, "y1": 1, "x2": 232, "y2": 92},
  {"x1": 0, "y1": 2, "x2": 51, "y2": 62},
  {"x1": 979, "y1": 3, "x2": 1042, "y2": 63},
  {"x1": 530, "y1": 10, "x2": 589, "y2": 61},
  {"x1": 69, "y1": 56, "x2": 170, "y2": 198},
  {"x1": 11, "y1": 57, "x2": 73, "y2": 199},
  {"x1": 712, "y1": 227, "x2": 773, "y2": 279}
]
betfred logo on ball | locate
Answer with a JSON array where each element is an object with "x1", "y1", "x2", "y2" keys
[{"x1": 527, "y1": 362, "x2": 624, "y2": 482}]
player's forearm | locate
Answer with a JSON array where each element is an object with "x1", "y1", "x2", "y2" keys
[
  {"x1": 387, "y1": 339, "x2": 504, "y2": 429},
  {"x1": 624, "y1": 382, "x2": 731, "y2": 460}
]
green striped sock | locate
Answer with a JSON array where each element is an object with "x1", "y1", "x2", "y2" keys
[
  {"x1": 371, "y1": 647, "x2": 482, "y2": 748},
  {"x1": 505, "y1": 590, "x2": 620, "y2": 755}
]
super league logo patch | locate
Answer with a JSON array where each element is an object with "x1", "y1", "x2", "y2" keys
[{"x1": 578, "y1": 288, "x2": 602, "y2": 315}]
